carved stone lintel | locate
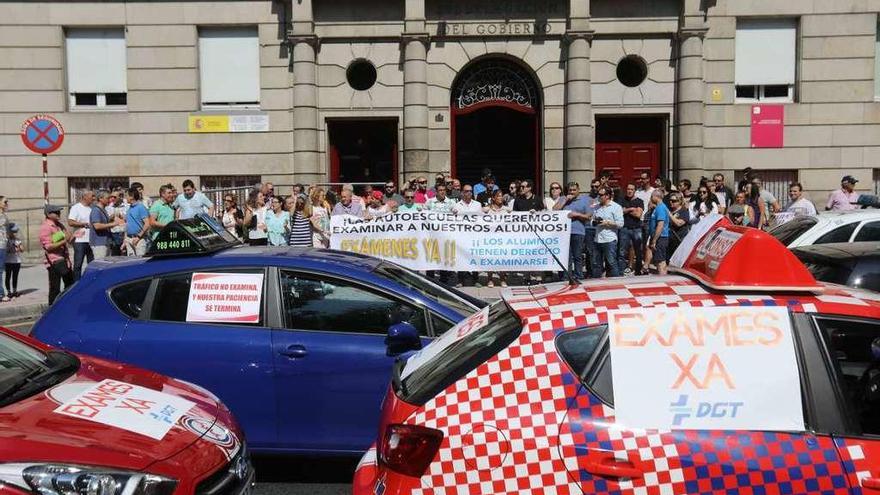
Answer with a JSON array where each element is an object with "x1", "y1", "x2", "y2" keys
[
  {"x1": 562, "y1": 30, "x2": 595, "y2": 45},
  {"x1": 287, "y1": 32, "x2": 320, "y2": 50}
]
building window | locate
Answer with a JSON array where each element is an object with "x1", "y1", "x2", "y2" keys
[
  {"x1": 616, "y1": 55, "x2": 648, "y2": 88},
  {"x1": 735, "y1": 18, "x2": 797, "y2": 103},
  {"x1": 346, "y1": 59, "x2": 377, "y2": 91},
  {"x1": 65, "y1": 28, "x2": 127, "y2": 109},
  {"x1": 198, "y1": 27, "x2": 260, "y2": 108},
  {"x1": 68, "y1": 177, "x2": 130, "y2": 203},
  {"x1": 200, "y1": 175, "x2": 261, "y2": 210}
]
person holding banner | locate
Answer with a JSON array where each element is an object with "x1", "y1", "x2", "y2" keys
[
  {"x1": 398, "y1": 191, "x2": 423, "y2": 212},
  {"x1": 452, "y1": 185, "x2": 483, "y2": 215},
  {"x1": 482, "y1": 189, "x2": 513, "y2": 287},
  {"x1": 425, "y1": 184, "x2": 455, "y2": 212},
  {"x1": 332, "y1": 189, "x2": 365, "y2": 218},
  {"x1": 544, "y1": 182, "x2": 565, "y2": 211}
]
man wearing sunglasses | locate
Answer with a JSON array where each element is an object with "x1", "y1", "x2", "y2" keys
[
  {"x1": 413, "y1": 176, "x2": 434, "y2": 204},
  {"x1": 382, "y1": 181, "x2": 405, "y2": 206},
  {"x1": 592, "y1": 187, "x2": 623, "y2": 278}
]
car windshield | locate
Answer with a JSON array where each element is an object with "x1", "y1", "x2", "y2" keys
[
  {"x1": 395, "y1": 300, "x2": 522, "y2": 405},
  {"x1": 374, "y1": 262, "x2": 479, "y2": 317},
  {"x1": 0, "y1": 334, "x2": 79, "y2": 407},
  {"x1": 769, "y1": 216, "x2": 818, "y2": 246}
]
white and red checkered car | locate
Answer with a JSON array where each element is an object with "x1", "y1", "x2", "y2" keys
[{"x1": 353, "y1": 216, "x2": 880, "y2": 495}]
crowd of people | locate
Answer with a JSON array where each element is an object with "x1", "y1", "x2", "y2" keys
[{"x1": 0, "y1": 168, "x2": 871, "y2": 304}]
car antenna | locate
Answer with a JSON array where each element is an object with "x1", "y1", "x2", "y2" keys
[{"x1": 528, "y1": 216, "x2": 578, "y2": 286}]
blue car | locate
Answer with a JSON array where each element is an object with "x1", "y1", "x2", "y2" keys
[{"x1": 32, "y1": 218, "x2": 481, "y2": 455}]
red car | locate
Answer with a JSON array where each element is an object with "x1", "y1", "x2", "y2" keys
[
  {"x1": 0, "y1": 327, "x2": 252, "y2": 495},
  {"x1": 354, "y1": 217, "x2": 880, "y2": 495}
]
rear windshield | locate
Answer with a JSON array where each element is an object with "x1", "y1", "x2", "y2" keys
[
  {"x1": 803, "y1": 261, "x2": 853, "y2": 286},
  {"x1": 396, "y1": 301, "x2": 521, "y2": 405},
  {"x1": 374, "y1": 262, "x2": 479, "y2": 318},
  {"x1": 769, "y1": 216, "x2": 817, "y2": 246}
]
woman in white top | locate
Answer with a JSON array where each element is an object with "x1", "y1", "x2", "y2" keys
[
  {"x1": 309, "y1": 188, "x2": 331, "y2": 248},
  {"x1": 483, "y1": 189, "x2": 512, "y2": 288},
  {"x1": 243, "y1": 190, "x2": 268, "y2": 246},
  {"x1": 544, "y1": 182, "x2": 564, "y2": 211},
  {"x1": 688, "y1": 185, "x2": 720, "y2": 222}
]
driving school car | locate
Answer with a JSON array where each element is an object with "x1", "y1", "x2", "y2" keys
[
  {"x1": 0, "y1": 326, "x2": 252, "y2": 495},
  {"x1": 354, "y1": 214, "x2": 880, "y2": 495}
]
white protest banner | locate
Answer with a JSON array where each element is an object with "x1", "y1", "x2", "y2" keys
[
  {"x1": 53, "y1": 379, "x2": 195, "y2": 440},
  {"x1": 607, "y1": 306, "x2": 804, "y2": 431},
  {"x1": 186, "y1": 272, "x2": 264, "y2": 323},
  {"x1": 330, "y1": 211, "x2": 571, "y2": 272}
]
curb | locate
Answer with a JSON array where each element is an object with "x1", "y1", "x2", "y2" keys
[{"x1": 0, "y1": 302, "x2": 47, "y2": 323}]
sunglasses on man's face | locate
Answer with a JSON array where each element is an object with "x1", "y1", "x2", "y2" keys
[
  {"x1": 405, "y1": 196, "x2": 414, "y2": 200},
  {"x1": 418, "y1": 180, "x2": 427, "y2": 184}
]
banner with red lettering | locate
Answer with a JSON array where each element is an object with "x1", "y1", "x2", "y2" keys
[
  {"x1": 607, "y1": 306, "x2": 803, "y2": 430},
  {"x1": 186, "y1": 272, "x2": 264, "y2": 323},
  {"x1": 53, "y1": 379, "x2": 195, "y2": 439}
]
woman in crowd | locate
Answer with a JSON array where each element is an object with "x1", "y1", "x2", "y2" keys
[
  {"x1": 221, "y1": 194, "x2": 244, "y2": 240},
  {"x1": 745, "y1": 183, "x2": 767, "y2": 229},
  {"x1": 483, "y1": 189, "x2": 511, "y2": 287},
  {"x1": 689, "y1": 184, "x2": 720, "y2": 222},
  {"x1": 544, "y1": 182, "x2": 564, "y2": 210},
  {"x1": 667, "y1": 193, "x2": 691, "y2": 260},
  {"x1": 310, "y1": 188, "x2": 331, "y2": 248},
  {"x1": 732, "y1": 190, "x2": 755, "y2": 227},
  {"x1": 243, "y1": 189, "x2": 268, "y2": 246},
  {"x1": 504, "y1": 180, "x2": 520, "y2": 206},
  {"x1": 288, "y1": 194, "x2": 314, "y2": 247},
  {"x1": 265, "y1": 196, "x2": 289, "y2": 246}
]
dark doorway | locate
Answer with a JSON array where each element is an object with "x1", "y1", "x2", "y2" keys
[
  {"x1": 453, "y1": 107, "x2": 537, "y2": 189},
  {"x1": 327, "y1": 119, "x2": 398, "y2": 184},
  {"x1": 450, "y1": 57, "x2": 542, "y2": 190},
  {"x1": 595, "y1": 116, "x2": 665, "y2": 188}
]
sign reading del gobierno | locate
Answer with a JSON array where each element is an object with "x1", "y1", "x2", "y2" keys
[{"x1": 330, "y1": 211, "x2": 571, "y2": 272}]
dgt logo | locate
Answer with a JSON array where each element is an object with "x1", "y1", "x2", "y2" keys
[{"x1": 669, "y1": 394, "x2": 744, "y2": 426}]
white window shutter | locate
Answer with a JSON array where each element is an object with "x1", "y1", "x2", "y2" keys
[
  {"x1": 66, "y1": 28, "x2": 127, "y2": 93},
  {"x1": 199, "y1": 27, "x2": 260, "y2": 104},
  {"x1": 735, "y1": 19, "x2": 797, "y2": 86}
]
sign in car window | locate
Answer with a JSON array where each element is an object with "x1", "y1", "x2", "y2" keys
[
  {"x1": 186, "y1": 272, "x2": 264, "y2": 323},
  {"x1": 53, "y1": 379, "x2": 195, "y2": 440},
  {"x1": 608, "y1": 306, "x2": 804, "y2": 431},
  {"x1": 400, "y1": 305, "x2": 490, "y2": 380}
]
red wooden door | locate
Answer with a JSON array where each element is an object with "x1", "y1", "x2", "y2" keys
[{"x1": 596, "y1": 142, "x2": 659, "y2": 188}]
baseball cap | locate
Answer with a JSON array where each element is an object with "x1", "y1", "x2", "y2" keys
[
  {"x1": 371, "y1": 190, "x2": 384, "y2": 200},
  {"x1": 842, "y1": 175, "x2": 859, "y2": 184},
  {"x1": 44, "y1": 204, "x2": 63, "y2": 215}
]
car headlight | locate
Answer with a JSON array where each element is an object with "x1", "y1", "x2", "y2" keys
[{"x1": 0, "y1": 464, "x2": 177, "y2": 495}]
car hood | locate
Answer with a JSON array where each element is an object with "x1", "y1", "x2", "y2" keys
[{"x1": 0, "y1": 353, "x2": 236, "y2": 471}]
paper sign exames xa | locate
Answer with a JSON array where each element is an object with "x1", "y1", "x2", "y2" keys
[
  {"x1": 53, "y1": 379, "x2": 195, "y2": 440},
  {"x1": 608, "y1": 306, "x2": 804, "y2": 431},
  {"x1": 186, "y1": 272, "x2": 264, "y2": 323}
]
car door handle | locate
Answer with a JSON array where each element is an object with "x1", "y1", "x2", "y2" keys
[
  {"x1": 584, "y1": 455, "x2": 643, "y2": 479},
  {"x1": 862, "y1": 478, "x2": 880, "y2": 491},
  {"x1": 279, "y1": 345, "x2": 308, "y2": 359}
]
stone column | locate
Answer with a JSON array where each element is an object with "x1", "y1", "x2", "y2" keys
[
  {"x1": 676, "y1": 0, "x2": 707, "y2": 181},
  {"x1": 290, "y1": 0, "x2": 321, "y2": 183},
  {"x1": 563, "y1": 5, "x2": 594, "y2": 187},
  {"x1": 402, "y1": 0, "x2": 429, "y2": 180}
]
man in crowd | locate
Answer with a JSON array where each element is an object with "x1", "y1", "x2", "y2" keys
[
  {"x1": 149, "y1": 185, "x2": 176, "y2": 240},
  {"x1": 826, "y1": 175, "x2": 860, "y2": 211},
  {"x1": 752, "y1": 177, "x2": 781, "y2": 217},
  {"x1": 453, "y1": 185, "x2": 483, "y2": 286},
  {"x1": 583, "y1": 178, "x2": 602, "y2": 278},
  {"x1": 473, "y1": 168, "x2": 499, "y2": 197},
  {"x1": 40, "y1": 204, "x2": 74, "y2": 304},
  {"x1": 617, "y1": 183, "x2": 644, "y2": 276},
  {"x1": 383, "y1": 180, "x2": 405, "y2": 206},
  {"x1": 647, "y1": 190, "x2": 670, "y2": 275},
  {"x1": 561, "y1": 182, "x2": 591, "y2": 280},
  {"x1": 413, "y1": 176, "x2": 434, "y2": 204},
  {"x1": 713, "y1": 173, "x2": 734, "y2": 210},
  {"x1": 678, "y1": 179, "x2": 694, "y2": 204},
  {"x1": 593, "y1": 186, "x2": 623, "y2": 278},
  {"x1": 513, "y1": 180, "x2": 542, "y2": 212},
  {"x1": 68, "y1": 190, "x2": 95, "y2": 281},
  {"x1": 106, "y1": 188, "x2": 127, "y2": 255},
  {"x1": 449, "y1": 179, "x2": 462, "y2": 200},
  {"x1": 131, "y1": 182, "x2": 151, "y2": 208},
  {"x1": 125, "y1": 187, "x2": 151, "y2": 256},
  {"x1": 89, "y1": 190, "x2": 123, "y2": 260},
  {"x1": 425, "y1": 184, "x2": 456, "y2": 212},
  {"x1": 174, "y1": 179, "x2": 214, "y2": 220},
  {"x1": 785, "y1": 182, "x2": 818, "y2": 216},
  {"x1": 398, "y1": 190, "x2": 423, "y2": 212},
  {"x1": 263, "y1": 182, "x2": 276, "y2": 207},
  {"x1": 332, "y1": 188, "x2": 365, "y2": 217},
  {"x1": 429, "y1": 173, "x2": 446, "y2": 195},
  {"x1": 476, "y1": 174, "x2": 499, "y2": 205}
]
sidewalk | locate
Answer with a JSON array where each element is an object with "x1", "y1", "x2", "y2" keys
[{"x1": 0, "y1": 264, "x2": 48, "y2": 322}]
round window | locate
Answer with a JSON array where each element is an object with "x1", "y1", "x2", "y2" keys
[
  {"x1": 346, "y1": 59, "x2": 377, "y2": 91},
  {"x1": 616, "y1": 55, "x2": 648, "y2": 88}
]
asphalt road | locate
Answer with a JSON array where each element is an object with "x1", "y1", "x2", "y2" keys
[{"x1": 6, "y1": 315, "x2": 355, "y2": 495}]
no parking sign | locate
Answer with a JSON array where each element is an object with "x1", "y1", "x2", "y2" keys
[{"x1": 20, "y1": 114, "x2": 64, "y2": 204}]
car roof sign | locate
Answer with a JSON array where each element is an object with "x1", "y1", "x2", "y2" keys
[
  {"x1": 670, "y1": 215, "x2": 821, "y2": 292},
  {"x1": 145, "y1": 213, "x2": 240, "y2": 258}
]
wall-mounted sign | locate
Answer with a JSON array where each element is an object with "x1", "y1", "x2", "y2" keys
[
  {"x1": 188, "y1": 113, "x2": 269, "y2": 133},
  {"x1": 750, "y1": 104, "x2": 784, "y2": 148},
  {"x1": 435, "y1": 21, "x2": 553, "y2": 36}
]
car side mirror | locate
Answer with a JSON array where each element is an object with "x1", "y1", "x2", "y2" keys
[{"x1": 385, "y1": 322, "x2": 421, "y2": 357}]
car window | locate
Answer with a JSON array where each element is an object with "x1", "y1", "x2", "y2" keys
[
  {"x1": 770, "y1": 216, "x2": 818, "y2": 246},
  {"x1": 815, "y1": 223, "x2": 858, "y2": 245},
  {"x1": 110, "y1": 279, "x2": 151, "y2": 318},
  {"x1": 151, "y1": 269, "x2": 265, "y2": 325},
  {"x1": 854, "y1": 221, "x2": 880, "y2": 242},
  {"x1": 430, "y1": 313, "x2": 454, "y2": 336},
  {"x1": 279, "y1": 271, "x2": 427, "y2": 336},
  {"x1": 555, "y1": 327, "x2": 613, "y2": 404},
  {"x1": 373, "y1": 262, "x2": 478, "y2": 317},
  {"x1": 815, "y1": 317, "x2": 880, "y2": 435},
  {"x1": 803, "y1": 262, "x2": 853, "y2": 286}
]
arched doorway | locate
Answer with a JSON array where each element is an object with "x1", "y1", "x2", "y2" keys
[{"x1": 450, "y1": 58, "x2": 541, "y2": 191}]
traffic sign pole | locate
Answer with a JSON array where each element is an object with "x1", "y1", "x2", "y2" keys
[
  {"x1": 42, "y1": 153, "x2": 49, "y2": 205},
  {"x1": 20, "y1": 114, "x2": 64, "y2": 206}
]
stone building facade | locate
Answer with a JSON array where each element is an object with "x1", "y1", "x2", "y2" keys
[{"x1": 1, "y1": 0, "x2": 879, "y2": 220}]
